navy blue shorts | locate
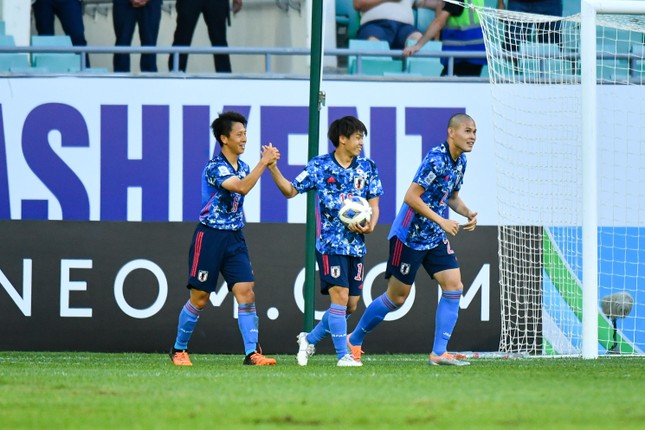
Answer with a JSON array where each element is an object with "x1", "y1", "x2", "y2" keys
[
  {"x1": 187, "y1": 223, "x2": 253, "y2": 292},
  {"x1": 315, "y1": 251, "x2": 364, "y2": 296},
  {"x1": 385, "y1": 237, "x2": 459, "y2": 285},
  {"x1": 357, "y1": 19, "x2": 419, "y2": 50}
]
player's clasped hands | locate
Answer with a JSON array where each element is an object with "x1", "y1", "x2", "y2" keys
[{"x1": 261, "y1": 143, "x2": 280, "y2": 166}]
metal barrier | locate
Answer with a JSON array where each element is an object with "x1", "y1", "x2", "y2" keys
[{"x1": 0, "y1": 44, "x2": 490, "y2": 81}]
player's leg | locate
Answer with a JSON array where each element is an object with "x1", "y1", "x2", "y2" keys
[
  {"x1": 328, "y1": 286, "x2": 351, "y2": 358},
  {"x1": 348, "y1": 238, "x2": 419, "y2": 349},
  {"x1": 431, "y1": 268, "x2": 463, "y2": 356},
  {"x1": 348, "y1": 276, "x2": 409, "y2": 347},
  {"x1": 425, "y1": 240, "x2": 469, "y2": 366},
  {"x1": 170, "y1": 287, "x2": 209, "y2": 366},
  {"x1": 231, "y1": 282, "x2": 258, "y2": 355},
  {"x1": 309, "y1": 253, "x2": 361, "y2": 366},
  {"x1": 305, "y1": 252, "x2": 336, "y2": 345},
  {"x1": 225, "y1": 231, "x2": 276, "y2": 366},
  {"x1": 170, "y1": 224, "x2": 223, "y2": 366}
]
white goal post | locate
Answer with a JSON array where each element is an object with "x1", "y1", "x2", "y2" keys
[{"x1": 472, "y1": 0, "x2": 645, "y2": 358}]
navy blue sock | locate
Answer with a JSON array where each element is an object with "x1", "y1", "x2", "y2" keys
[
  {"x1": 238, "y1": 302, "x2": 259, "y2": 355},
  {"x1": 174, "y1": 300, "x2": 202, "y2": 350},
  {"x1": 349, "y1": 293, "x2": 398, "y2": 346},
  {"x1": 327, "y1": 304, "x2": 348, "y2": 359},
  {"x1": 432, "y1": 290, "x2": 462, "y2": 355}
]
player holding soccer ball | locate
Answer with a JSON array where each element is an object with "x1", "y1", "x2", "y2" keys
[
  {"x1": 347, "y1": 113, "x2": 478, "y2": 366},
  {"x1": 169, "y1": 111, "x2": 280, "y2": 367},
  {"x1": 266, "y1": 116, "x2": 383, "y2": 367}
]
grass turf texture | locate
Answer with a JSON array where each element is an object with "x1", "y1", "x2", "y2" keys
[{"x1": 0, "y1": 352, "x2": 643, "y2": 429}]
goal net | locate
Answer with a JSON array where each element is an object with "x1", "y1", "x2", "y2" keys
[{"x1": 473, "y1": 0, "x2": 645, "y2": 357}]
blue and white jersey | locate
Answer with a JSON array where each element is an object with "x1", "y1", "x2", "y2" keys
[
  {"x1": 389, "y1": 142, "x2": 467, "y2": 250},
  {"x1": 292, "y1": 153, "x2": 383, "y2": 257},
  {"x1": 198, "y1": 153, "x2": 249, "y2": 230}
]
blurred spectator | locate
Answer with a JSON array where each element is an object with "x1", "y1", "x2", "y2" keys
[
  {"x1": 403, "y1": 0, "x2": 486, "y2": 76},
  {"x1": 112, "y1": 0, "x2": 162, "y2": 72},
  {"x1": 32, "y1": 0, "x2": 90, "y2": 65},
  {"x1": 353, "y1": 0, "x2": 424, "y2": 50},
  {"x1": 498, "y1": 0, "x2": 563, "y2": 48},
  {"x1": 168, "y1": 0, "x2": 242, "y2": 73}
]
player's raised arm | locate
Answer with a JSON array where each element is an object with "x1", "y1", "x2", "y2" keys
[
  {"x1": 222, "y1": 144, "x2": 280, "y2": 195},
  {"x1": 265, "y1": 145, "x2": 298, "y2": 198}
]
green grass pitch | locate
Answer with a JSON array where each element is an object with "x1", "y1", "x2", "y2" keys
[{"x1": 0, "y1": 352, "x2": 643, "y2": 429}]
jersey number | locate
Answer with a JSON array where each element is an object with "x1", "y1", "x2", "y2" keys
[{"x1": 354, "y1": 263, "x2": 364, "y2": 281}]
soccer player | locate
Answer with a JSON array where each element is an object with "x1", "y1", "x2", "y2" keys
[
  {"x1": 347, "y1": 113, "x2": 478, "y2": 366},
  {"x1": 169, "y1": 111, "x2": 279, "y2": 367},
  {"x1": 266, "y1": 116, "x2": 383, "y2": 367}
]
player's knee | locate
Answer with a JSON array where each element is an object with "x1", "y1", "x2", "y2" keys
[
  {"x1": 440, "y1": 281, "x2": 464, "y2": 292},
  {"x1": 189, "y1": 289, "x2": 210, "y2": 309}
]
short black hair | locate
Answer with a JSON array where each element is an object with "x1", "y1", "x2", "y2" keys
[
  {"x1": 327, "y1": 116, "x2": 367, "y2": 148},
  {"x1": 211, "y1": 111, "x2": 247, "y2": 146}
]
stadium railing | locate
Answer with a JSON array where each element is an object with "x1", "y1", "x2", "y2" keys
[{"x1": 0, "y1": 44, "x2": 491, "y2": 81}]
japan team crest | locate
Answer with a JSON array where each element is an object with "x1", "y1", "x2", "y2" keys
[
  {"x1": 400, "y1": 263, "x2": 410, "y2": 276},
  {"x1": 197, "y1": 270, "x2": 209, "y2": 282},
  {"x1": 353, "y1": 169, "x2": 366, "y2": 190},
  {"x1": 330, "y1": 266, "x2": 341, "y2": 278}
]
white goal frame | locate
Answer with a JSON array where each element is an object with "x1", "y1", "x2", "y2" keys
[{"x1": 580, "y1": 0, "x2": 645, "y2": 358}]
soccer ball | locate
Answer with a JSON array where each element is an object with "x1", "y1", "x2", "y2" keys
[{"x1": 338, "y1": 196, "x2": 372, "y2": 226}]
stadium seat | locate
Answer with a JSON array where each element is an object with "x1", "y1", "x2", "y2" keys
[
  {"x1": 563, "y1": 0, "x2": 581, "y2": 16},
  {"x1": 30, "y1": 35, "x2": 82, "y2": 72},
  {"x1": 348, "y1": 39, "x2": 403, "y2": 75},
  {"x1": 480, "y1": 64, "x2": 489, "y2": 78},
  {"x1": 82, "y1": 67, "x2": 109, "y2": 73},
  {"x1": 630, "y1": 43, "x2": 645, "y2": 82},
  {"x1": 0, "y1": 34, "x2": 15, "y2": 46},
  {"x1": 0, "y1": 20, "x2": 5, "y2": 35},
  {"x1": 0, "y1": 54, "x2": 31, "y2": 72},
  {"x1": 32, "y1": 54, "x2": 81, "y2": 72},
  {"x1": 336, "y1": 0, "x2": 360, "y2": 46},
  {"x1": 404, "y1": 39, "x2": 442, "y2": 76},
  {"x1": 31, "y1": 35, "x2": 73, "y2": 47},
  {"x1": 518, "y1": 42, "x2": 574, "y2": 80},
  {"x1": 415, "y1": 7, "x2": 435, "y2": 33},
  {"x1": 0, "y1": 35, "x2": 31, "y2": 72}
]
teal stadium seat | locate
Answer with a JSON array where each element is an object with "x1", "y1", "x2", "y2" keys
[
  {"x1": 348, "y1": 39, "x2": 403, "y2": 75},
  {"x1": 630, "y1": 43, "x2": 645, "y2": 83},
  {"x1": 596, "y1": 28, "x2": 635, "y2": 81},
  {"x1": 405, "y1": 39, "x2": 443, "y2": 76},
  {"x1": 336, "y1": 0, "x2": 361, "y2": 46},
  {"x1": 31, "y1": 35, "x2": 81, "y2": 72},
  {"x1": 0, "y1": 35, "x2": 31, "y2": 72},
  {"x1": 519, "y1": 42, "x2": 573, "y2": 80},
  {"x1": 415, "y1": 7, "x2": 435, "y2": 33}
]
